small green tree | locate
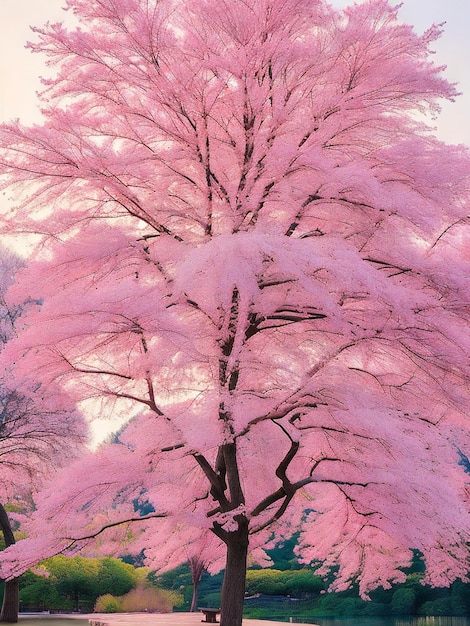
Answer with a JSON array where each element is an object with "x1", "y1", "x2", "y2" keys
[
  {"x1": 391, "y1": 588, "x2": 416, "y2": 615},
  {"x1": 19, "y1": 571, "x2": 62, "y2": 612},
  {"x1": 95, "y1": 558, "x2": 138, "y2": 599},
  {"x1": 27, "y1": 556, "x2": 139, "y2": 612},
  {"x1": 44, "y1": 556, "x2": 98, "y2": 611}
]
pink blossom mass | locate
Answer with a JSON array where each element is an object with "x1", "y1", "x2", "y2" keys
[{"x1": 0, "y1": 2, "x2": 469, "y2": 626}]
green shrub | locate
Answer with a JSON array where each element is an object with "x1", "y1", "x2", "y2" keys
[
  {"x1": 121, "y1": 586, "x2": 182, "y2": 612},
  {"x1": 420, "y1": 598, "x2": 453, "y2": 615},
  {"x1": 245, "y1": 569, "x2": 323, "y2": 597},
  {"x1": 94, "y1": 594, "x2": 123, "y2": 613}
]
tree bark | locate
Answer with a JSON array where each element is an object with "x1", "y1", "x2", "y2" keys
[
  {"x1": 190, "y1": 575, "x2": 200, "y2": 613},
  {"x1": 0, "y1": 581, "x2": 18, "y2": 624},
  {"x1": 189, "y1": 556, "x2": 205, "y2": 612},
  {"x1": 219, "y1": 519, "x2": 249, "y2": 626},
  {"x1": 0, "y1": 504, "x2": 18, "y2": 623}
]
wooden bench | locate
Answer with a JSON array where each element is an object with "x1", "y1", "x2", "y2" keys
[{"x1": 198, "y1": 607, "x2": 221, "y2": 623}]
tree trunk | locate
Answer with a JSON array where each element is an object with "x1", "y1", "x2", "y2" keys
[
  {"x1": 190, "y1": 576, "x2": 200, "y2": 613},
  {"x1": 0, "y1": 504, "x2": 18, "y2": 623},
  {"x1": 0, "y1": 582, "x2": 18, "y2": 624},
  {"x1": 189, "y1": 556, "x2": 205, "y2": 612},
  {"x1": 219, "y1": 519, "x2": 249, "y2": 626}
]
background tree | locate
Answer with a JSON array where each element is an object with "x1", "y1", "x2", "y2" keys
[
  {"x1": 178, "y1": 531, "x2": 223, "y2": 612},
  {"x1": 19, "y1": 555, "x2": 139, "y2": 612},
  {"x1": 188, "y1": 555, "x2": 208, "y2": 612},
  {"x1": 0, "y1": 1, "x2": 470, "y2": 625},
  {"x1": 0, "y1": 247, "x2": 87, "y2": 622},
  {"x1": 0, "y1": 504, "x2": 18, "y2": 624},
  {"x1": 146, "y1": 529, "x2": 222, "y2": 612},
  {"x1": 41, "y1": 556, "x2": 137, "y2": 612}
]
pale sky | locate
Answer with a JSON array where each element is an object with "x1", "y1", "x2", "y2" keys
[{"x1": 0, "y1": 0, "x2": 469, "y2": 145}]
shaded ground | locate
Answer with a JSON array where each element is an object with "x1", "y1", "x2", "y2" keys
[{"x1": 19, "y1": 612, "x2": 313, "y2": 626}]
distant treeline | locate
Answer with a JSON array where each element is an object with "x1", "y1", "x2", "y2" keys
[
  {"x1": 156, "y1": 539, "x2": 470, "y2": 618},
  {"x1": 5, "y1": 540, "x2": 470, "y2": 617},
  {"x1": 6, "y1": 555, "x2": 181, "y2": 614}
]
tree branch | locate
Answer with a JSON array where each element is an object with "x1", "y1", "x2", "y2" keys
[{"x1": 64, "y1": 511, "x2": 167, "y2": 544}]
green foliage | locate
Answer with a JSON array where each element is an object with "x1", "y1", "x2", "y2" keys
[
  {"x1": 95, "y1": 557, "x2": 138, "y2": 597},
  {"x1": 391, "y1": 588, "x2": 417, "y2": 614},
  {"x1": 19, "y1": 547, "x2": 470, "y2": 617},
  {"x1": 19, "y1": 555, "x2": 139, "y2": 612},
  {"x1": 201, "y1": 591, "x2": 223, "y2": 609},
  {"x1": 152, "y1": 563, "x2": 197, "y2": 611},
  {"x1": 18, "y1": 555, "x2": 183, "y2": 614},
  {"x1": 19, "y1": 574, "x2": 64, "y2": 612},
  {"x1": 245, "y1": 569, "x2": 324, "y2": 597},
  {"x1": 242, "y1": 573, "x2": 470, "y2": 619},
  {"x1": 420, "y1": 598, "x2": 455, "y2": 616},
  {"x1": 264, "y1": 535, "x2": 302, "y2": 570},
  {"x1": 156, "y1": 566, "x2": 224, "y2": 612},
  {"x1": 121, "y1": 586, "x2": 182, "y2": 612},
  {"x1": 94, "y1": 594, "x2": 123, "y2": 613},
  {"x1": 45, "y1": 555, "x2": 100, "y2": 611},
  {"x1": 152, "y1": 563, "x2": 193, "y2": 592},
  {"x1": 312, "y1": 592, "x2": 368, "y2": 617},
  {"x1": 153, "y1": 543, "x2": 470, "y2": 619},
  {"x1": 198, "y1": 571, "x2": 224, "y2": 608},
  {"x1": 94, "y1": 586, "x2": 183, "y2": 613},
  {"x1": 242, "y1": 549, "x2": 470, "y2": 619},
  {"x1": 450, "y1": 581, "x2": 470, "y2": 615},
  {"x1": 243, "y1": 541, "x2": 470, "y2": 618}
]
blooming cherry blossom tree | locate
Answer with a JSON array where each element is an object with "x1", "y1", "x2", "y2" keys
[
  {"x1": 0, "y1": 1, "x2": 469, "y2": 624},
  {"x1": 0, "y1": 248, "x2": 87, "y2": 622}
]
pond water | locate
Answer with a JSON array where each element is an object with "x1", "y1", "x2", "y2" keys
[
  {"x1": 16, "y1": 617, "x2": 470, "y2": 626},
  {"x1": 300, "y1": 619, "x2": 470, "y2": 626},
  {"x1": 18, "y1": 615, "x2": 89, "y2": 626}
]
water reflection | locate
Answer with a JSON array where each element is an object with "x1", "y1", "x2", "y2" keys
[
  {"x1": 16, "y1": 617, "x2": 470, "y2": 626},
  {"x1": 313, "y1": 618, "x2": 470, "y2": 626},
  {"x1": 18, "y1": 615, "x2": 89, "y2": 626}
]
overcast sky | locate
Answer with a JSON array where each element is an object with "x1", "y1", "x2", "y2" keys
[{"x1": 0, "y1": 0, "x2": 469, "y2": 145}]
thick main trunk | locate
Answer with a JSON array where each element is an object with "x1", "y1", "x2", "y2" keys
[
  {"x1": 0, "y1": 504, "x2": 18, "y2": 623},
  {"x1": 219, "y1": 520, "x2": 249, "y2": 626}
]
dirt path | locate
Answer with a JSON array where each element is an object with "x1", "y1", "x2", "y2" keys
[{"x1": 65, "y1": 612, "x2": 314, "y2": 626}]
